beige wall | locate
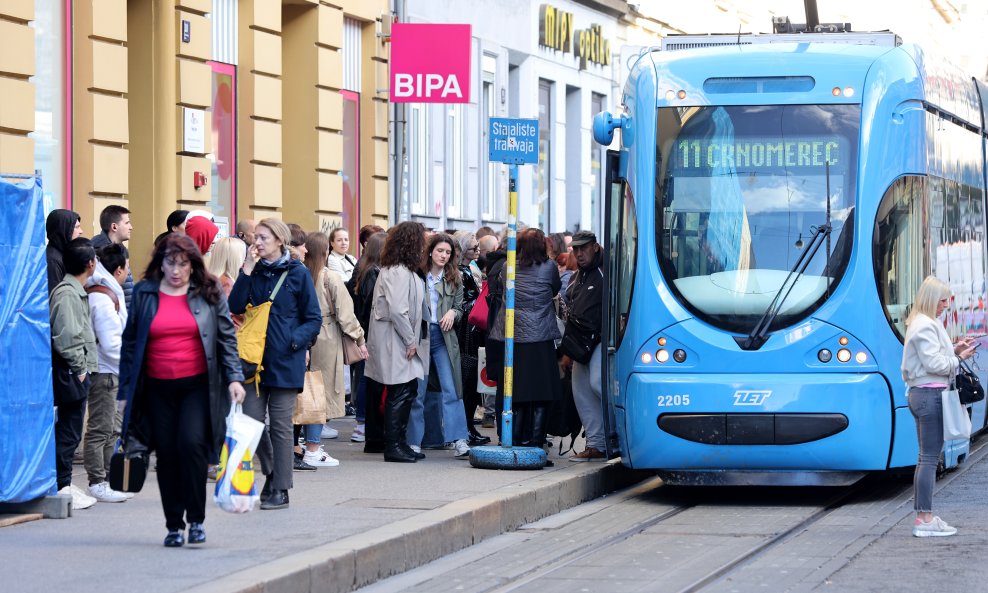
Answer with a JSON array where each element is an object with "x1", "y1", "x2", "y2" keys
[
  {"x1": 0, "y1": 2, "x2": 36, "y2": 181},
  {"x1": 3, "y1": 0, "x2": 391, "y2": 266}
]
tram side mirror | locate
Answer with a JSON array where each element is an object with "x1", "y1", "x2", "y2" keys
[{"x1": 593, "y1": 111, "x2": 629, "y2": 146}]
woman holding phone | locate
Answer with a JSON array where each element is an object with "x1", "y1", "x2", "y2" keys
[{"x1": 901, "y1": 276, "x2": 976, "y2": 537}]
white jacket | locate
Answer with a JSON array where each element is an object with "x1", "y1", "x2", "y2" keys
[
  {"x1": 86, "y1": 260, "x2": 128, "y2": 375},
  {"x1": 327, "y1": 251, "x2": 356, "y2": 282},
  {"x1": 901, "y1": 313, "x2": 958, "y2": 387}
]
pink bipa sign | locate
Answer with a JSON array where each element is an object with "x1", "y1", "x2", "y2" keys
[{"x1": 390, "y1": 23, "x2": 471, "y2": 104}]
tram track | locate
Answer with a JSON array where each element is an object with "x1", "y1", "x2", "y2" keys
[{"x1": 484, "y1": 435, "x2": 988, "y2": 593}]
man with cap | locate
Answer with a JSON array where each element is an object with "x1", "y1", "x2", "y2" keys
[{"x1": 564, "y1": 230, "x2": 606, "y2": 461}]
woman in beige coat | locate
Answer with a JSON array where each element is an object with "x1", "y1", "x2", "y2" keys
[
  {"x1": 299, "y1": 233, "x2": 367, "y2": 467},
  {"x1": 364, "y1": 221, "x2": 430, "y2": 463}
]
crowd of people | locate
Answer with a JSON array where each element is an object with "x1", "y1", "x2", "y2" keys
[{"x1": 44, "y1": 205, "x2": 608, "y2": 546}]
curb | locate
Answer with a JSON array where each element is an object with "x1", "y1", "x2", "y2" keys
[{"x1": 185, "y1": 460, "x2": 646, "y2": 593}]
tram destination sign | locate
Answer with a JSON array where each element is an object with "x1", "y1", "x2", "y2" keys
[
  {"x1": 671, "y1": 136, "x2": 847, "y2": 173},
  {"x1": 489, "y1": 118, "x2": 539, "y2": 164}
]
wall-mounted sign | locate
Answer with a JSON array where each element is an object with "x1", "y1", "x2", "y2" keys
[
  {"x1": 184, "y1": 107, "x2": 205, "y2": 153},
  {"x1": 390, "y1": 23, "x2": 471, "y2": 103},
  {"x1": 539, "y1": 4, "x2": 611, "y2": 69},
  {"x1": 182, "y1": 19, "x2": 191, "y2": 43}
]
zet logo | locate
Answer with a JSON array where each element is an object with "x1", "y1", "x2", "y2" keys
[{"x1": 733, "y1": 390, "x2": 771, "y2": 406}]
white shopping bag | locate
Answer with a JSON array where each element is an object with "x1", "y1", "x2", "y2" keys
[
  {"x1": 942, "y1": 388, "x2": 972, "y2": 441},
  {"x1": 477, "y1": 347, "x2": 497, "y2": 395},
  {"x1": 214, "y1": 404, "x2": 265, "y2": 513}
]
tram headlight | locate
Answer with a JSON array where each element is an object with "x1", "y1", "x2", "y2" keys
[
  {"x1": 658, "y1": 337, "x2": 667, "y2": 346},
  {"x1": 665, "y1": 90, "x2": 675, "y2": 101},
  {"x1": 656, "y1": 349, "x2": 670, "y2": 363},
  {"x1": 844, "y1": 87, "x2": 855, "y2": 97},
  {"x1": 677, "y1": 90, "x2": 687, "y2": 100},
  {"x1": 855, "y1": 351, "x2": 867, "y2": 363},
  {"x1": 641, "y1": 352, "x2": 652, "y2": 364},
  {"x1": 832, "y1": 87, "x2": 842, "y2": 96},
  {"x1": 839, "y1": 336, "x2": 849, "y2": 345},
  {"x1": 837, "y1": 348, "x2": 852, "y2": 363},
  {"x1": 673, "y1": 349, "x2": 687, "y2": 363},
  {"x1": 818, "y1": 349, "x2": 832, "y2": 363}
]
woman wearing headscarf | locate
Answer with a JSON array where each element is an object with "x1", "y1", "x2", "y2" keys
[
  {"x1": 117, "y1": 234, "x2": 245, "y2": 547},
  {"x1": 227, "y1": 218, "x2": 321, "y2": 510}
]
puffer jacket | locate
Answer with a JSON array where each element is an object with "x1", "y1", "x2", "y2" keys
[
  {"x1": 227, "y1": 253, "x2": 322, "y2": 390},
  {"x1": 490, "y1": 259, "x2": 561, "y2": 344}
]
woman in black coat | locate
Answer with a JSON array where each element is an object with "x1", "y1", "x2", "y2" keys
[
  {"x1": 227, "y1": 218, "x2": 321, "y2": 510},
  {"x1": 118, "y1": 234, "x2": 245, "y2": 547},
  {"x1": 348, "y1": 231, "x2": 387, "y2": 450}
]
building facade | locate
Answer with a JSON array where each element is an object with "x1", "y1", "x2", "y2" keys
[
  {"x1": 1, "y1": 0, "x2": 390, "y2": 264},
  {"x1": 401, "y1": 0, "x2": 628, "y2": 236}
]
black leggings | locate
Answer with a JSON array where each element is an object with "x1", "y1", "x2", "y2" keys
[{"x1": 146, "y1": 374, "x2": 210, "y2": 531}]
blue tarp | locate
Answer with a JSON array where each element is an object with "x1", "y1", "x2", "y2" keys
[{"x1": 0, "y1": 177, "x2": 56, "y2": 503}]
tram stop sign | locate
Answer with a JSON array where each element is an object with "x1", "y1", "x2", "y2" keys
[{"x1": 489, "y1": 117, "x2": 539, "y2": 164}]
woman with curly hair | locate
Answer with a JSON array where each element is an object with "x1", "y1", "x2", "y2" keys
[
  {"x1": 364, "y1": 221, "x2": 430, "y2": 462},
  {"x1": 118, "y1": 234, "x2": 245, "y2": 546}
]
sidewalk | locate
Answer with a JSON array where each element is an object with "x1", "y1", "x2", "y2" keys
[{"x1": 0, "y1": 420, "x2": 639, "y2": 593}]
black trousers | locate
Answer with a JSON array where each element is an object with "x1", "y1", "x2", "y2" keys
[
  {"x1": 146, "y1": 375, "x2": 210, "y2": 532},
  {"x1": 55, "y1": 398, "x2": 87, "y2": 491},
  {"x1": 364, "y1": 378, "x2": 386, "y2": 451}
]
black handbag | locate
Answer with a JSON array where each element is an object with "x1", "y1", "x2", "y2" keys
[
  {"x1": 956, "y1": 360, "x2": 985, "y2": 405},
  {"x1": 109, "y1": 451, "x2": 148, "y2": 493},
  {"x1": 559, "y1": 316, "x2": 600, "y2": 365}
]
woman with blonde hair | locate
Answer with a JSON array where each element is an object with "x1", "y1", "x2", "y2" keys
[
  {"x1": 228, "y1": 218, "x2": 321, "y2": 510},
  {"x1": 901, "y1": 275, "x2": 977, "y2": 537},
  {"x1": 206, "y1": 237, "x2": 247, "y2": 298}
]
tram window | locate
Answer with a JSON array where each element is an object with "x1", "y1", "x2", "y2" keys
[{"x1": 875, "y1": 175, "x2": 987, "y2": 341}]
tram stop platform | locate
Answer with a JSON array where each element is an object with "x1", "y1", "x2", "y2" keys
[{"x1": 0, "y1": 421, "x2": 641, "y2": 593}]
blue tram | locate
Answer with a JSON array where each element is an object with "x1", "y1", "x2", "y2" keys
[{"x1": 593, "y1": 32, "x2": 988, "y2": 485}]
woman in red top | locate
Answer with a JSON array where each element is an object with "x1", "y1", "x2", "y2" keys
[{"x1": 118, "y1": 235, "x2": 246, "y2": 548}]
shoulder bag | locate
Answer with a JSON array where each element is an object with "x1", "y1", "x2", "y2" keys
[
  {"x1": 955, "y1": 360, "x2": 984, "y2": 404},
  {"x1": 236, "y1": 271, "x2": 288, "y2": 384},
  {"x1": 325, "y1": 273, "x2": 365, "y2": 364}
]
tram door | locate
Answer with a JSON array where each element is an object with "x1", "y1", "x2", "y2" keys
[{"x1": 601, "y1": 149, "x2": 628, "y2": 456}]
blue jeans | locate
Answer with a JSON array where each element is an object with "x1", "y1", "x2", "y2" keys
[
  {"x1": 407, "y1": 324, "x2": 470, "y2": 446},
  {"x1": 303, "y1": 424, "x2": 322, "y2": 444},
  {"x1": 908, "y1": 386, "x2": 944, "y2": 513}
]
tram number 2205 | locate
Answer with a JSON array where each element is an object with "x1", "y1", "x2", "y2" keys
[{"x1": 657, "y1": 394, "x2": 690, "y2": 406}]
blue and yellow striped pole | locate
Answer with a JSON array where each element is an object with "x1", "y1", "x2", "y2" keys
[{"x1": 501, "y1": 164, "x2": 518, "y2": 447}]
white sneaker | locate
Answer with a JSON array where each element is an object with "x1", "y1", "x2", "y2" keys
[
  {"x1": 351, "y1": 424, "x2": 365, "y2": 442},
  {"x1": 321, "y1": 425, "x2": 339, "y2": 440},
  {"x1": 303, "y1": 448, "x2": 340, "y2": 467},
  {"x1": 913, "y1": 516, "x2": 957, "y2": 537},
  {"x1": 409, "y1": 444, "x2": 422, "y2": 454},
  {"x1": 59, "y1": 485, "x2": 96, "y2": 510},
  {"x1": 88, "y1": 482, "x2": 127, "y2": 503},
  {"x1": 453, "y1": 439, "x2": 471, "y2": 458}
]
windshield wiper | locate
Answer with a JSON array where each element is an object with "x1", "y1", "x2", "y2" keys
[{"x1": 736, "y1": 222, "x2": 832, "y2": 351}]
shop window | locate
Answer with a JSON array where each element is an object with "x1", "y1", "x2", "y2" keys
[
  {"x1": 537, "y1": 79, "x2": 552, "y2": 230},
  {"x1": 30, "y1": 0, "x2": 68, "y2": 210},
  {"x1": 209, "y1": 62, "x2": 236, "y2": 235},
  {"x1": 341, "y1": 90, "x2": 360, "y2": 252},
  {"x1": 408, "y1": 103, "x2": 428, "y2": 215},
  {"x1": 445, "y1": 104, "x2": 464, "y2": 218}
]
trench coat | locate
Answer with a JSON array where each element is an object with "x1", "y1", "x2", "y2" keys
[
  {"x1": 311, "y1": 268, "x2": 365, "y2": 418},
  {"x1": 365, "y1": 266, "x2": 430, "y2": 386}
]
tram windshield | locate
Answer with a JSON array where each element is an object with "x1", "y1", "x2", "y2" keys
[{"x1": 656, "y1": 104, "x2": 859, "y2": 334}]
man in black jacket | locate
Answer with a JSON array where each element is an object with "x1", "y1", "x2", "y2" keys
[
  {"x1": 91, "y1": 205, "x2": 134, "y2": 310},
  {"x1": 565, "y1": 231, "x2": 606, "y2": 461}
]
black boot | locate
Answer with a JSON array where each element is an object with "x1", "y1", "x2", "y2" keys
[
  {"x1": 260, "y1": 489, "x2": 289, "y2": 510},
  {"x1": 384, "y1": 381, "x2": 418, "y2": 463},
  {"x1": 260, "y1": 474, "x2": 272, "y2": 503},
  {"x1": 530, "y1": 404, "x2": 549, "y2": 449}
]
